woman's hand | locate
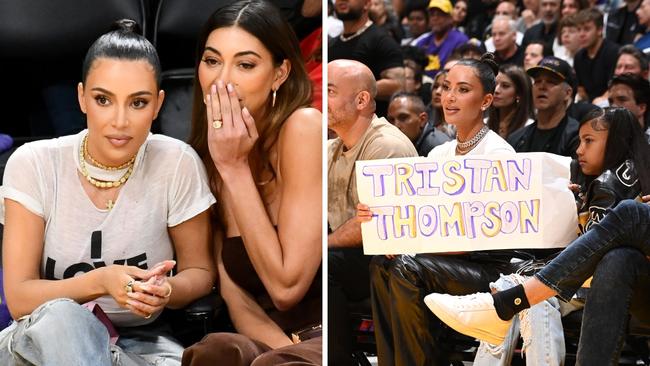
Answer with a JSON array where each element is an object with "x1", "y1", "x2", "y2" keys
[
  {"x1": 125, "y1": 275, "x2": 173, "y2": 319},
  {"x1": 205, "y1": 80, "x2": 258, "y2": 171},
  {"x1": 357, "y1": 203, "x2": 373, "y2": 223},
  {"x1": 357, "y1": 203, "x2": 397, "y2": 259},
  {"x1": 100, "y1": 260, "x2": 175, "y2": 318}
]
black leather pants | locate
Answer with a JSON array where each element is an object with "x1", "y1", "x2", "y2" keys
[
  {"x1": 328, "y1": 248, "x2": 372, "y2": 366},
  {"x1": 370, "y1": 252, "x2": 514, "y2": 366}
]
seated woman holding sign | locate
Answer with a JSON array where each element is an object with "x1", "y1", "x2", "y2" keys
[
  {"x1": 0, "y1": 21, "x2": 215, "y2": 365},
  {"x1": 358, "y1": 53, "x2": 568, "y2": 366},
  {"x1": 426, "y1": 107, "x2": 650, "y2": 365}
]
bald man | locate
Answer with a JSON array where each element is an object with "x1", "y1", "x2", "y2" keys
[{"x1": 327, "y1": 59, "x2": 416, "y2": 366}]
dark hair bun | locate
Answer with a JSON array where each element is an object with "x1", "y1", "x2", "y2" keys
[
  {"x1": 110, "y1": 19, "x2": 142, "y2": 35},
  {"x1": 480, "y1": 53, "x2": 499, "y2": 76}
]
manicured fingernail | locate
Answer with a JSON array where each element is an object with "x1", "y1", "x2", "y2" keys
[
  {"x1": 211, "y1": 84, "x2": 217, "y2": 94},
  {"x1": 227, "y1": 83, "x2": 234, "y2": 93},
  {"x1": 217, "y1": 80, "x2": 224, "y2": 88},
  {"x1": 242, "y1": 107, "x2": 250, "y2": 117}
]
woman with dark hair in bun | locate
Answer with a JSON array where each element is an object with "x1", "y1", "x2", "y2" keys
[
  {"x1": 0, "y1": 20, "x2": 216, "y2": 365},
  {"x1": 357, "y1": 54, "x2": 563, "y2": 365}
]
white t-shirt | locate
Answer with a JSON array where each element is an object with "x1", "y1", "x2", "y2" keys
[
  {"x1": 427, "y1": 128, "x2": 515, "y2": 158},
  {"x1": 0, "y1": 131, "x2": 215, "y2": 326}
]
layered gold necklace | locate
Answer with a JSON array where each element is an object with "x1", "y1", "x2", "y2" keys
[{"x1": 79, "y1": 134, "x2": 135, "y2": 209}]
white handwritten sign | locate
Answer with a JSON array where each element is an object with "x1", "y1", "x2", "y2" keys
[{"x1": 356, "y1": 153, "x2": 578, "y2": 254}]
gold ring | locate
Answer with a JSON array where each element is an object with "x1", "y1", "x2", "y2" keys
[
  {"x1": 144, "y1": 313, "x2": 152, "y2": 319},
  {"x1": 212, "y1": 120, "x2": 223, "y2": 129},
  {"x1": 163, "y1": 283, "x2": 172, "y2": 298},
  {"x1": 125, "y1": 280, "x2": 134, "y2": 293}
]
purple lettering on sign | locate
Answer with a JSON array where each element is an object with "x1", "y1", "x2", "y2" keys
[
  {"x1": 362, "y1": 165, "x2": 394, "y2": 197},
  {"x1": 439, "y1": 202, "x2": 466, "y2": 237},
  {"x1": 414, "y1": 162, "x2": 440, "y2": 196},
  {"x1": 395, "y1": 163, "x2": 417, "y2": 196},
  {"x1": 519, "y1": 199, "x2": 540, "y2": 233},
  {"x1": 372, "y1": 206, "x2": 395, "y2": 240},
  {"x1": 463, "y1": 159, "x2": 491, "y2": 193},
  {"x1": 462, "y1": 201, "x2": 485, "y2": 239},
  {"x1": 442, "y1": 161, "x2": 466, "y2": 195},
  {"x1": 500, "y1": 201, "x2": 519, "y2": 234},
  {"x1": 394, "y1": 205, "x2": 417, "y2": 238},
  {"x1": 418, "y1": 205, "x2": 439, "y2": 237},
  {"x1": 507, "y1": 159, "x2": 532, "y2": 191}
]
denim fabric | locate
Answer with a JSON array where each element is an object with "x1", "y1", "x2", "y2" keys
[
  {"x1": 576, "y1": 247, "x2": 650, "y2": 366},
  {"x1": 0, "y1": 298, "x2": 112, "y2": 366},
  {"x1": 473, "y1": 274, "x2": 565, "y2": 366},
  {"x1": 535, "y1": 200, "x2": 650, "y2": 301},
  {"x1": 0, "y1": 298, "x2": 183, "y2": 366},
  {"x1": 114, "y1": 321, "x2": 184, "y2": 366}
]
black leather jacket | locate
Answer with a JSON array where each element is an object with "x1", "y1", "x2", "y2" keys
[{"x1": 577, "y1": 159, "x2": 640, "y2": 235}]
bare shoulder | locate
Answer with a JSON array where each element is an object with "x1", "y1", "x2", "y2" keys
[
  {"x1": 279, "y1": 107, "x2": 322, "y2": 142},
  {"x1": 277, "y1": 108, "x2": 322, "y2": 176}
]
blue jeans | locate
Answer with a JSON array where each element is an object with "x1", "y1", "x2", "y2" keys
[
  {"x1": 535, "y1": 200, "x2": 650, "y2": 301},
  {"x1": 576, "y1": 247, "x2": 650, "y2": 366},
  {"x1": 0, "y1": 298, "x2": 183, "y2": 366},
  {"x1": 473, "y1": 274, "x2": 565, "y2": 366}
]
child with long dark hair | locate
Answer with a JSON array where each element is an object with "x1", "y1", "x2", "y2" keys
[{"x1": 427, "y1": 107, "x2": 650, "y2": 365}]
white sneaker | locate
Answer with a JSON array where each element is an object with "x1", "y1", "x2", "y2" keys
[{"x1": 424, "y1": 292, "x2": 512, "y2": 345}]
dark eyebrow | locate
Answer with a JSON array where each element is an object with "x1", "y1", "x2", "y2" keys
[
  {"x1": 203, "y1": 46, "x2": 262, "y2": 59},
  {"x1": 91, "y1": 87, "x2": 153, "y2": 97}
]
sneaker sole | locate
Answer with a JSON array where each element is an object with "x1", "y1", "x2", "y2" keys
[{"x1": 424, "y1": 294, "x2": 506, "y2": 345}]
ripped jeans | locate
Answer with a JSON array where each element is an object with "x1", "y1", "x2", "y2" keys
[
  {"x1": 0, "y1": 298, "x2": 183, "y2": 366},
  {"x1": 473, "y1": 274, "x2": 565, "y2": 366}
]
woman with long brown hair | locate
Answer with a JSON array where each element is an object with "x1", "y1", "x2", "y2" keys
[
  {"x1": 183, "y1": 1, "x2": 322, "y2": 365},
  {"x1": 487, "y1": 64, "x2": 534, "y2": 139}
]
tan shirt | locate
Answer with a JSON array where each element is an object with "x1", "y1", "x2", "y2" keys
[{"x1": 328, "y1": 116, "x2": 418, "y2": 231}]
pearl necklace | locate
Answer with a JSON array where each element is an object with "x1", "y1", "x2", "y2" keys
[
  {"x1": 339, "y1": 20, "x2": 372, "y2": 42},
  {"x1": 79, "y1": 134, "x2": 135, "y2": 190},
  {"x1": 455, "y1": 125, "x2": 489, "y2": 155}
]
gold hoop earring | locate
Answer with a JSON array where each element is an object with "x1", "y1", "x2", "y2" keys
[{"x1": 272, "y1": 89, "x2": 277, "y2": 107}]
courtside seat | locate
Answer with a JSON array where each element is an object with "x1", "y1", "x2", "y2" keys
[
  {"x1": 0, "y1": 0, "x2": 147, "y2": 139},
  {"x1": 152, "y1": 0, "x2": 234, "y2": 71}
]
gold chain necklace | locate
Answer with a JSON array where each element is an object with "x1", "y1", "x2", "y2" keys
[
  {"x1": 79, "y1": 135, "x2": 135, "y2": 209},
  {"x1": 83, "y1": 134, "x2": 135, "y2": 171}
]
